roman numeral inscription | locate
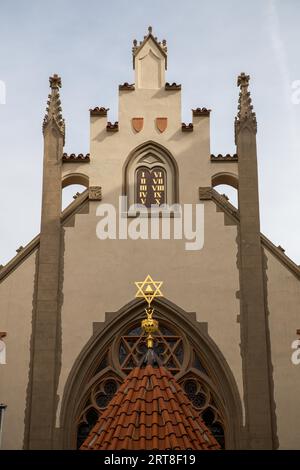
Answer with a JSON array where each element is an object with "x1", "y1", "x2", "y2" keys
[{"x1": 136, "y1": 167, "x2": 166, "y2": 207}]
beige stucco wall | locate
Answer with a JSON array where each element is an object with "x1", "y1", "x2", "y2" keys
[
  {"x1": 264, "y1": 247, "x2": 300, "y2": 449},
  {"x1": 56, "y1": 198, "x2": 243, "y2": 426},
  {"x1": 5, "y1": 35, "x2": 300, "y2": 450},
  {"x1": 62, "y1": 87, "x2": 237, "y2": 202},
  {"x1": 58, "y1": 41, "x2": 242, "y2": 428},
  {"x1": 0, "y1": 252, "x2": 37, "y2": 449},
  {"x1": 134, "y1": 36, "x2": 166, "y2": 89}
]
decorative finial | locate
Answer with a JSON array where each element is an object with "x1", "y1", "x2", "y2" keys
[
  {"x1": 134, "y1": 275, "x2": 163, "y2": 349},
  {"x1": 141, "y1": 306, "x2": 158, "y2": 349},
  {"x1": 148, "y1": 25, "x2": 152, "y2": 34},
  {"x1": 49, "y1": 74, "x2": 61, "y2": 90},
  {"x1": 235, "y1": 72, "x2": 257, "y2": 142},
  {"x1": 43, "y1": 74, "x2": 65, "y2": 143},
  {"x1": 237, "y1": 72, "x2": 250, "y2": 88}
]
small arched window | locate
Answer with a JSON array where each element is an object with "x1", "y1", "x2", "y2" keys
[
  {"x1": 123, "y1": 142, "x2": 178, "y2": 211},
  {"x1": 0, "y1": 335, "x2": 6, "y2": 364}
]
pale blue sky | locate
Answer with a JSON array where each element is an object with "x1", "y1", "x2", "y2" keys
[{"x1": 0, "y1": 0, "x2": 300, "y2": 264}]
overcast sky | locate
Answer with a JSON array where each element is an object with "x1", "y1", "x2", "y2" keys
[{"x1": 0, "y1": 0, "x2": 299, "y2": 265}]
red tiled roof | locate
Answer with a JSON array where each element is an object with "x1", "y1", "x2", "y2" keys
[{"x1": 80, "y1": 361, "x2": 220, "y2": 450}]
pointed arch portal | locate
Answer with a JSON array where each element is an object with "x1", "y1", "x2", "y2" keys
[{"x1": 59, "y1": 298, "x2": 243, "y2": 449}]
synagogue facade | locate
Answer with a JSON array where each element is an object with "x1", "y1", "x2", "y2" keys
[{"x1": 0, "y1": 27, "x2": 299, "y2": 450}]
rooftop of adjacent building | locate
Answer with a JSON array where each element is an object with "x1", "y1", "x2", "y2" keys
[{"x1": 80, "y1": 349, "x2": 220, "y2": 451}]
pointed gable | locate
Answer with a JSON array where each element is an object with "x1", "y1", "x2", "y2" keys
[{"x1": 132, "y1": 26, "x2": 167, "y2": 89}]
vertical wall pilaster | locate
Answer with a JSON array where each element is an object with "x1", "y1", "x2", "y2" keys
[
  {"x1": 26, "y1": 75, "x2": 65, "y2": 449},
  {"x1": 236, "y1": 73, "x2": 275, "y2": 449}
]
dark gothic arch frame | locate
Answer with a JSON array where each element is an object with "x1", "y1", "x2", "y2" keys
[
  {"x1": 59, "y1": 298, "x2": 244, "y2": 449},
  {"x1": 122, "y1": 140, "x2": 180, "y2": 205}
]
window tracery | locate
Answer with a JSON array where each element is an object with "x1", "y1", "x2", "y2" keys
[{"x1": 76, "y1": 319, "x2": 225, "y2": 448}]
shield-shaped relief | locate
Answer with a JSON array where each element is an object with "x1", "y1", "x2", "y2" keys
[
  {"x1": 132, "y1": 117, "x2": 144, "y2": 132},
  {"x1": 156, "y1": 117, "x2": 168, "y2": 133}
]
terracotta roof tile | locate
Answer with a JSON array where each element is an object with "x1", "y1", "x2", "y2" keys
[{"x1": 81, "y1": 364, "x2": 220, "y2": 451}]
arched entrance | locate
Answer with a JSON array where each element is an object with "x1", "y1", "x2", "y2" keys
[{"x1": 59, "y1": 298, "x2": 243, "y2": 449}]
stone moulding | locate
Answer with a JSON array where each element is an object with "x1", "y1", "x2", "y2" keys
[
  {"x1": 89, "y1": 186, "x2": 102, "y2": 201},
  {"x1": 199, "y1": 187, "x2": 213, "y2": 200},
  {"x1": 182, "y1": 123, "x2": 193, "y2": 132},
  {"x1": 211, "y1": 189, "x2": 239, "y2": 218},
  {"x1": 62, "y1": 153, "x2": 90, "y2": 163},
  {"x1": 119, "y1": 83, "x2": 135, "y2": 91},
  {"x1": 192, "y1": 107, "x2": 211, "y2": 117},
  {"x1": 106, "y1": 122, "x2": 119, "y2": 132},
  {"x1": 89, "y1": 107, "x2": 109, "y2": 117},
  {"x1": 211, "y1": 154, "x2": 238, "y2": 162},
  {"x1": 165, "y1": 82, "x2": 181, "y2": 90},
  {"x1": 199, "y1": 186, "x2": 239, "y2": 216},
  {"x1": 0, "y1": 191, "x2": 89, "y2": 282}
]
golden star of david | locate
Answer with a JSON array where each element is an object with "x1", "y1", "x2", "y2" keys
[{"x1": 135, "y1": 275, "x2": 163, "y2": 305}]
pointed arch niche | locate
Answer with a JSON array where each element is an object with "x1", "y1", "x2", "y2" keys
[
  {"x1": 123, "y1": 141, "x2": 179, "y2": 213},
  {"x1": 59, "y1": 298, "x2": 243, "y2": 450}
]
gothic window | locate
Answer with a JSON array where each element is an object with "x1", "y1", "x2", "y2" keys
[
  {"x1": 119, "y1": 323, "x2": 184, "y2": 374},
  {"x1": 180, "y1": 377, "x2": 225, "y2": 449},
  {"x1": 76, "y1": 373, "x2": 123, "y2": 449},
  {"x1": 75, "y1": 318, "x2": 226, "y2": 449},
  {"x1": 124, "y1": 142, "x2": 178, "y2": 211}
]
